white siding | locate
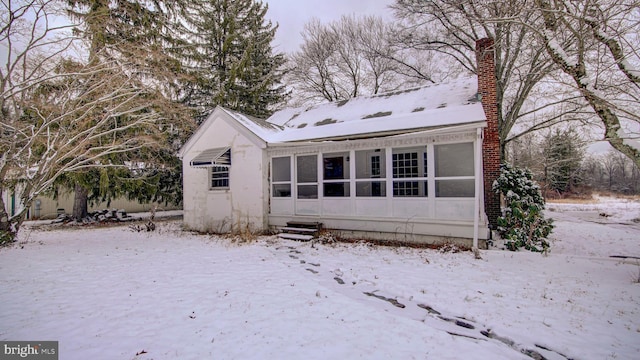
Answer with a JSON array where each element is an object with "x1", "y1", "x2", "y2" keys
[{"x1": 182, "y1": 113, "x2": 268, "y2": 233}]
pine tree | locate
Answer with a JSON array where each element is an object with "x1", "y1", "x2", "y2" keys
[
  {"x1": 180, "y1": 0, "x2": 287, "y2": 122},
  {"x1": 541, "y1": 129, "x2": 585, "y2": 194},
  {"x1": 61, "y1": 1, "x2": 194, "y2": 220}
]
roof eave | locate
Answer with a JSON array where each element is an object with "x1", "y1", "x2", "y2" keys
[{"x1": 266, "y1": 121, "x2": 487, "y2": 147}]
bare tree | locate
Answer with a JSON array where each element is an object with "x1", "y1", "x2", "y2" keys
[
  {"x1": 534, "y1": 0, "x2": 640, "y2": 169},
  {"x1": 391, "y1": 0, "x2": 587, "y2": 157},
  {"x1": 508, "y1": 132, "x2": 541, "y2": 171},
  {"x1": 0, "y1": 1, "x2": 180, "y2": 243},
  {"x1": 287, "y1": 19, "x2": 341, "y2": 103},
  {"x1": 584, "y1": 150, "x2": 640, "y2": 194},
  {"x1": 286, "y1": 15, "x2": 421, "y2": 104}
]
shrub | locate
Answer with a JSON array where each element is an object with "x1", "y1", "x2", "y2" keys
[{"x1": 492, "y1": 164, "x2": 554, "y2": 252}]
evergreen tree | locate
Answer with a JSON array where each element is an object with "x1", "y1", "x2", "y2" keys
[
  {"x1": 493, "y1": 164, "x2": 554, "y2": 253},
  {"x1": 541, "y1": 129, "x2": 585, "y2": 194},
  {"x1": 180, "y1": 0, "x2": 287, "y2": 122},
  {"x1": 61, "y1": 0, "x2": 194, "y2": 220}
]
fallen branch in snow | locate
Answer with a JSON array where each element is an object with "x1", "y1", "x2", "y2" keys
[
  {"x1": 609, "y1": 255, "x2": 640, "y2": 260},
  {"x1": 363, "y1": 291, "x2": 406, "y2": 308}
]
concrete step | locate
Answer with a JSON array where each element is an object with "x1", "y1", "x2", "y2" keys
[
  {"x1": 280, "y1": 227, "x2": 317, "y2": 233},
  {"x1": 286, "y1": 221, "x2": 322, "y2": 230},
  {"x1": 277, "y1": 233, "x2": 314, "y2": 241}
]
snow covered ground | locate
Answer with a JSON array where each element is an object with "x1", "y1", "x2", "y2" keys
[{"x1": 1, "y1": 197, "x2": 639, "y2": 360}]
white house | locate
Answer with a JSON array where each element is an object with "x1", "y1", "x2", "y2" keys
[{"x1": 178, "y1": 38, "x2": 501, "y2": 248}]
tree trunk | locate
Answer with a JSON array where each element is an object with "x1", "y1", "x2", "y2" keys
[
  {"x1": 72, "y1": 184, "x2": 89, "y2": 221},
  {"x1": 0, "y1": 204, "x2": 16, "y2": 244},
  {"x1": 0, "y1": 195, "x2": 26, "y2": 244}
]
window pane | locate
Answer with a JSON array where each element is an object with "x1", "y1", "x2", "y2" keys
[
  {"x1": 392, "y1": 147, "x2": 426, "y2": 178},
  {"x1": 436, "y1": 180, "x2": 475, "y2": 197},
  {"x1": 297, "y1": 185, "x2": 318, "y2": 199},
  {"x1": 273, "y1": 184, "x2": 291, "y2": 197},
  {"x1": 297, "y1": 155, "x2": 317, "y2": 183},
  {"x1": 355, "y1": 149, "x2": 386, "y2": 179},
  {"x1": 323, "y1": 157, "x2": 344, "y2": 179},
  {"x1": 435, "y1": 143, "x2": 474, "y2": 177},
  {"x1": 211, "y1": 166, "x2": 229, "y2": 189},
  {"x1": 393, "y1": 181, "x2": 427, "y2": 197},
  {"x1": 356, "y1": 181, "x2": 386, "y2": 197},
  {"x1": 323, "y1": 153, "x2": 350, "y2": 180},
  {"x1": 272, "y1": 157, "x2": 291, "y2": 182},
  {"x1": 324, "y1": 182, "x2": 350, "y2": 197},
  {"x1": 212, "y1": 178, "x2": 229, "y2": 188}
]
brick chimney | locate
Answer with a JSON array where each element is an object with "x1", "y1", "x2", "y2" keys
[{"x1": 476, "y1": 38, "x2": 501, "y2": 229}]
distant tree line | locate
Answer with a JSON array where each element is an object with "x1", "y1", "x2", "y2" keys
[
  {"x1": 583, "y1": 151, "x2": 640, "y2": 195},
  {"x1": 508, "y1": 130, "x2": 640, "y2": 197}
]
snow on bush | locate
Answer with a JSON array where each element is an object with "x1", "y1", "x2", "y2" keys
[{"x1": 493, "y1": 164, "x2": 554, "y2": 252}]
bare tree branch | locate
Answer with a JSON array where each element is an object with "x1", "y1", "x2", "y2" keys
[{"x1": 534, "y1": 0, "x2": 640, "y2": 168}]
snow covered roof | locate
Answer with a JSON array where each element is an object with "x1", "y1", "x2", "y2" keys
[
  {"x1": 180, "y1": 77, "x2": 488, "y2": 157},
  {"x1": 221, "y1": 108, "x2": 282, "y2": 140},
  {"x1": 262, "y1": 77, "x2": 486, "y2": 143}
]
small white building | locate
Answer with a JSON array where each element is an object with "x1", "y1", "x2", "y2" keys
[{"x1": 178, "y1": 38, "x2": 501, "y2": 248}]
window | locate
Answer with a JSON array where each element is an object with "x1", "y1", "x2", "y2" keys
[
  {"x1": 210, "y1": 149, "x2": 231, "y2": 189},
  {"x1": 434, "y1": 142, "x2": 475, "y2": 197},
  {"x1": 211, "y1": 166, "x2": 229, "y2": 189},
  {"x1": 272, "y1": 157, "x2": 291, "y2": 197},
  {"x1": 355, "y1": 149, "x2": 386, "y2": 197},
  {"x1": 392, "y1": 147, "x2": 427, "y2": 197},
  {"x1": 297, "y1": 155, "x2": 318, "y2": 199},
  {"x1": 323, "y1": 152, "x2": 350, "y2": 197}
]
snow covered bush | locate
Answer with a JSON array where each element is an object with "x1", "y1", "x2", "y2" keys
[{"x1": 493, "y1": 164, "x2": 554, "y2": 252}]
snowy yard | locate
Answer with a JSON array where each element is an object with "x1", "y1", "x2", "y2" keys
[{"x1": 1, "y1": 197, "x2": 639, "y2": 360}]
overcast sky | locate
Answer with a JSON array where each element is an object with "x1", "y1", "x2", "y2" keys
[{"x1": 264, "y1": 0, "x2": 395, "y2": 53}]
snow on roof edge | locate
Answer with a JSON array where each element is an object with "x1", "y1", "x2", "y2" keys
[{"x1": 264, "y1": 102, "x2": 486, "y2": 143}]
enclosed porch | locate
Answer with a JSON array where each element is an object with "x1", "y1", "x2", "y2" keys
[{"x1": 267, "y1": 126, "x2": 490, "y2": 246}]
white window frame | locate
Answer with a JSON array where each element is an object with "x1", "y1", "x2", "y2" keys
[
  {"x1": 296, "y1": 154, "x2": 319, "y2": 199},
  {"x1": 433, "y1": 142, "x2": 475, "y2": 198},
  {"x1": 272, "y1": 156, "x2": 292, "y2": 197},
  {"x1": 210, "y1": 166, "x2": 230, "y2": 189},
  {"x1": 323, "y1": 152, "x2": 350, "y2": 197},
  {"x1": 355, "y1": 149, "x2": 387, "y2": 197},
  {"x1": 209, "y1": 149, "x2": 231, "y2": 190},
  {"x1": 392, "y1": 147, "x2": 428, "y2": 197}
]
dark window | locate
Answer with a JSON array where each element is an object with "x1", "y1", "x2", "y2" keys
[
  {"x1": 323, "y1": 153, "x2": 350, "y2": 197},
  {"x1": 211, "y1": 166, "x2": 229, "y2": 188},
  {"x1": 392, "y1": 152, "x2": 419, "y2": 178}
]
